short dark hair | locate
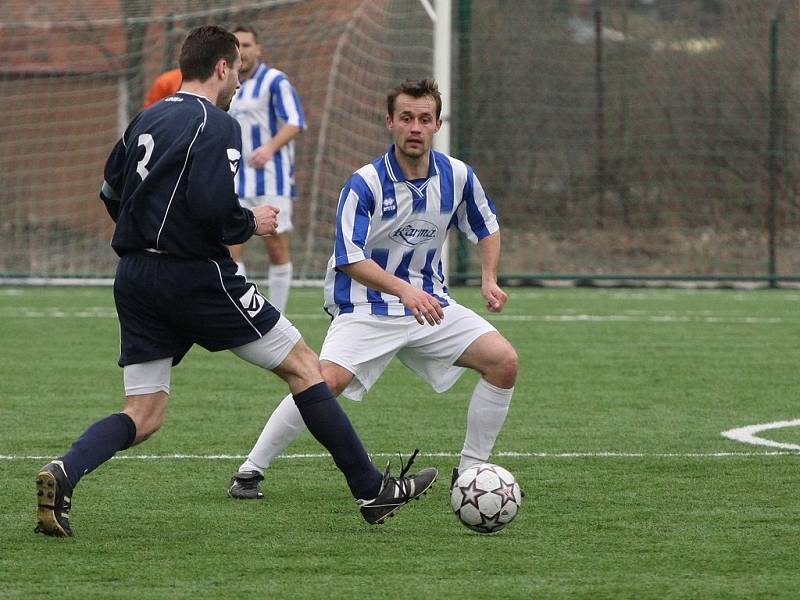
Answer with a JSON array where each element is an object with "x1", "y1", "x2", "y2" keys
[
  {"x1": 387, "y1": 79, "x2": 442, "y2": 119},
  {"x1": 232, "y1": 25, "x2": 259, "y2": 42},
  {"x1": 179, "y1": 25, "x2": 239, "y2": 83}
]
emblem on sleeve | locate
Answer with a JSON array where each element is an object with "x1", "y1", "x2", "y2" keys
[{"x1": 227, "y1": 148, "x2": 241, "y2": 175}]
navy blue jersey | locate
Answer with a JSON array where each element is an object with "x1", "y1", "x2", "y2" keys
[{"x1": 100, "y1": 92, "x2": 256, "y2": 259}]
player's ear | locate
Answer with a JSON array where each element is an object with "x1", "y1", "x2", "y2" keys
[
  {"x1": 215, "y1": 58, "x2": 227, "y2": 80},
  {"x1": 385, "y1": 114, "x2": 393, "y2": 129}
]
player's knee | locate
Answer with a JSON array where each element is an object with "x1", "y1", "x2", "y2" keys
[
  {"x1": 321, "y1": 361, "x2": 350, "y2": 396},
  {"x1": 503, "y1": 346, "x2": 519, "y2": 386},
  {"x1": 488, "y1": 344, "x2": 518, "y2": 388},
  {"x1": 276, "y1": 338, "x2": 324, "y2": 392},
  {"x1": 292, "y1": 340, "x2": 322, "y2": 375}
]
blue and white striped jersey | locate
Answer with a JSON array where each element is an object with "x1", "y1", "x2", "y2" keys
[
  {"x1": 229, "y1": 62, "x2": 306, "y2": 199},
  {"x1": 324, "y1": 145, "x2": 499, "y2": 317}
]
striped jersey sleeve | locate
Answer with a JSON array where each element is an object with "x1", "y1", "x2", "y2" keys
[
  {"x1": 270, "y1": 75, "x2": 307, "y2": 130},
  {"x1": 453, "y1": 166, "x2": 499, "y2": 243},
  {"x1": 334, "y1": 172, "x2": 376, "y2": 267}
]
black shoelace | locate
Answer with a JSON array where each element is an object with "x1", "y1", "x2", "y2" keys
[{"x1": 388, "y1": 448, "x2": 420, "y2": 500}]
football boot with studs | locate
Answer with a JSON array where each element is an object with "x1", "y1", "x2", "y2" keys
[
  {"x1": 358, "y1": 449, "x2": 437, "y2": 524},
  {"x1": 227, "y1": 470, "x2": 265, "y2": 500},
  {"x1": 35, "y1": 460, "x2": 74, "y2": 537}
]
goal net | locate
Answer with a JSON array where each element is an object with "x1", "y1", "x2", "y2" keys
[
  {"x1": 2, "y1": 0, "x2": 799, "y2": 283},
  {"x1": 0, "y1": 0, "x2": 433, "y2": 280}
]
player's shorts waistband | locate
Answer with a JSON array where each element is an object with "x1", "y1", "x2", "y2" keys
[{"x1": 122, "y1": 249, "x2": 232, "y2": 264}]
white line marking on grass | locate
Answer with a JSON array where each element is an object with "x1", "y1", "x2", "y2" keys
[
  {"x1": 721, "y1": 419, "x2": 800, "y2": 451},
  {"x1": 489, "y1": 315, "x2": 784, "y2": 324},
  {"x1": 0, "y1": 308, "x2": 119, "y2": 318},
  {"x1": 2, "y1": 450, "x2": 798, "y2": 461},
  {"x1": 0, "y1": 308, "x2": 786, "y2": 324}
]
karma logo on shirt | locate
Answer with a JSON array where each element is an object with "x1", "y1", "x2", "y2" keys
[
  {"x1": 227, "y1": 148, "x2": 241, "y2": 175},
  {"x1": 239, "y1": 285, "x2": 266, "y2": 318},
  {"x1": 389, "y1": 220, "x2": 438, "y2": 247}
]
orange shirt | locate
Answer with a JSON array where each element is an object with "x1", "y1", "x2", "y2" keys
[{"x1": 143, "y1": 69, "x2": 182, "y2": 108}]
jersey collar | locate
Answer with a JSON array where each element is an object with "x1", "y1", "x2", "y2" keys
[
  {"x1": 383, "y1": 144, "x2": 439, "y2": 184},
  {"x1": 245, "y1": 62, "x2": 268, "y2": 82},
  {"x1": 176, "y1": 91, "x2": 212, "y2": 104}
]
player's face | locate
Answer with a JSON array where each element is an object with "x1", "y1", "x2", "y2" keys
[
  {"x1": 234, "y1": 31, "x2": 260, "y2": 78},
  {"x1": 217, "y1": 50, "x2": 242, "y2": 111},
  {"x1": 387, "y1": 94, "x2": 441, "y2": 160}
]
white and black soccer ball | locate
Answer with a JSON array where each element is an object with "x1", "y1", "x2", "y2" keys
[{"x1": 450, "y1": 463, "x2": 522, "y2": 534}]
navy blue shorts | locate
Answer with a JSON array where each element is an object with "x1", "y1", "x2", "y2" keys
[{"x1": 114, "y1": 251, "x2": 280, "y2": 367}]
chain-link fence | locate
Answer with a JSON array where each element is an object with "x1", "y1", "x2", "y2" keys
[
  {"x1": 1, "y1": 0, "x2": 797, "y2": 284},
  {"x1": 454, "y1": 0, "x2": 799, "y2": 284}
]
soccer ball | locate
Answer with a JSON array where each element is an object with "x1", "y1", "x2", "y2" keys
[{"x1": 450, "y1": 463, "x2": 522, "y2": 533}]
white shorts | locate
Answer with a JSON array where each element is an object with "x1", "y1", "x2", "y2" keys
[
  {"x1": 122, "y1": 315, "x2": 301, "y2": 395},
  {"x1": 239, "y1": 195, "x2": 293, "y2": 234},
  {"x1": 319, "y1": 302, "x2": 496, "y2": 401}
]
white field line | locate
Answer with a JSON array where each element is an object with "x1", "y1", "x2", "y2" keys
[
  {"x1": 721, "y1": 419, "x2": 800, "y2": 451},
  {"x1": 0, "y1": 307, "x2": 786, "y2": 324},
  {"x1": 2, "y1": 450, "x2": 798, "y2": 461}
]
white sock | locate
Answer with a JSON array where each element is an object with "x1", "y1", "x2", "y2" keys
[
  {"x1": 235, "y1": 261, "x2": 247, "y2": 278},
  {"x1": 458, "y1": 378, "x2": 514, "y2": 473},
  {"x1": 268, "y1": 262, "x2": 293, "y2": 313},
  {"x1": 238, "y1": 393, "x2": 306, "y2": 474}
]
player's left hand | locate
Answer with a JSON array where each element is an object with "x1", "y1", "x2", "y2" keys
[
  {"x1": 248, "y1": 145, "x2": 275, "y2": 169},
  {"x1": 482, "y1": 281, "x2": 507, "y2": 313}
]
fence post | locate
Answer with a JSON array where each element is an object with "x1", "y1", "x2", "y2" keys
[
  {"x1": 163, "y1": 13, "x2": 176, "y2": 73},
  {"x1": 455, "y1": 0, "x2": 472, "y2": 283},
  {"x1": 594, "y1": 4, "x2": 606, "y2": 227},
  {"x1": 767, "y1": 15, "x2": 779, "y2": 288}
]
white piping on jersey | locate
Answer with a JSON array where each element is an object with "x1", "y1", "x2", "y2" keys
[
  {"x1": 404, "y1": 179, "x2": 431, "y2": 197},
  {"x1": 177, "y1": 91, "x2": 213, "y2": 103},
  {"x1": 383, "y1": 153, "x2": 398, "y2": 182},
  {"x1": 156, "y1": 98, "x2": 206, "y2": 250},
  {"x1": 382, "y1": 149, "x2": 439, "y2": 196},
  {"x1": 209, "y1": 259, "x2": 263, "y2": 338}
]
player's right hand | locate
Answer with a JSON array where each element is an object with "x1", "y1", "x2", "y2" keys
[
  {"x1": 399, "y1": 286, "x2": 445, "y2": 326},
  {"x1": 248, "y1": 145, "x2": 275, "y2": 169},
  {"x1": 252, "y1": 204, "x2": 279, "y2": 237}
]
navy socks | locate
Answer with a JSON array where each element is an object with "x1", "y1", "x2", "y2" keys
[
  {"x1": 59, "y1": 412, "x2": 136, "y2": 486},
  {"x1": 293, "y1": 382, "x2": 382, "y2": 499},
  {"x1": 56, "y1": 386, "x2": 383, "y2": 500}
]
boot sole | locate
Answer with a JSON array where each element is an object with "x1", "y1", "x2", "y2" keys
[
  {"x1": 35, "y1": 471, "x2": 70, "y2": 537},
  {"x1": 227, "y1": 489, "x2": 265, "y2": 500}
]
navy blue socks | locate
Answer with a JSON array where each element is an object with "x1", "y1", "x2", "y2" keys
[
  {"x1": 293, "y1": 382, "x2": 382, "y2": 499},
  {"x1": 59, "y1": 412, "x2": 137, "y2": 486},
  {"x1": 56, "y1": 387, "x2": 383, "y2": 500}
]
